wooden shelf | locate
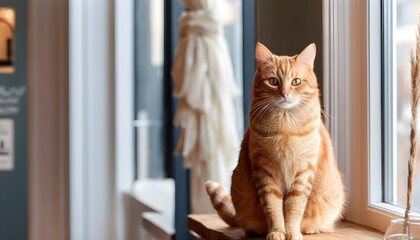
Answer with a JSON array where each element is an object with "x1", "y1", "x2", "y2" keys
[{"x1": 188, "y1": 214, "x2": 384, "y2": 240}]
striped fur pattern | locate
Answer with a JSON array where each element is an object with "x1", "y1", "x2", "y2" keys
[
  {"x1": 205, "y1": 43, "x2": 345, "y2": 240},
  {"x1": 205, "y1": 181, "x2": 238, "y2": 227}
]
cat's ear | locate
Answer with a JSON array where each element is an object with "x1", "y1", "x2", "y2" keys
[
  {"x1": 255, "y1": 42, "x2": 274, "y2": 67},
  {"x1": 297, "y1": 43, "x2": 316, "y2": 68}
]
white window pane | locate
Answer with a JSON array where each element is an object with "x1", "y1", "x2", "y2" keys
[
  {"x1": 387, "y1": 0, "x2": 420, "y2": 212},
  {"x1": 222, "y1": 0, "x2": 244, "y2": 137},
  {"x1": 135, "y1": 0, "x2": 165, "y2": 179}
]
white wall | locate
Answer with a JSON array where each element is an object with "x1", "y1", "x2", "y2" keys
[
  {"x1": 70, "y1": 0, "x2": 116, "y2": 239},
  {"x1": 28, "y1": 1, "x2": 70, "y2": 240},
  {"x1": 70, "y1": 0, "x2": 134, "y2": 239}
]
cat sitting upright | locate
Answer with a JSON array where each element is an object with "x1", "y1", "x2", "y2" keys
[{"x1": 206, "y1": 43, "x2": 345, "y2": 240}]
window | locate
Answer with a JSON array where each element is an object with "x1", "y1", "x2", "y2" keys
[
  {"x1": 134, "y1": 0, "x2": 244, "y2": 180},
  {"x1": 133, "y1": 1, "x2": 249, "y2": 238},
  {"x1": 223, "y1": 0, "x2": 244, "y2": 136},
  {"x1": 323, "y1": 0, "x2": 397, "y2": 233},
  {"x1": 383, "y1": 0, "x2": 420, "y2": 213},
  {"x1": 134, "y1": 0, "x2": 165, "y2": 179},
  {"x1": 325, "y1": 0, "x2": 420, "y2": 233}
]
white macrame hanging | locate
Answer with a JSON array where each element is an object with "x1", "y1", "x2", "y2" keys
[{"x1": 171, "y1": 0, "x2": 240, "y2": 213}]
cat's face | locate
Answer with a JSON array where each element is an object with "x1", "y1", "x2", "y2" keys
[{"x1": 252, "y1": 43, "x2": 318, "y2": 112}]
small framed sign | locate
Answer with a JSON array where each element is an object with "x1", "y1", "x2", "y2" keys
[{"x1": 0, "y1": 119, "x2": 14, "y2": 170}]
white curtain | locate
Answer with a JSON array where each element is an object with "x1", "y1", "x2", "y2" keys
[{"x1": 171, "y1": 0, "x2": 240, "y2": 213}]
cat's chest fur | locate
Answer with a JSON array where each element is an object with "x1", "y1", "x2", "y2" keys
[{"x1": 249, "y1": 122, "x2": 321, "y2": 192}]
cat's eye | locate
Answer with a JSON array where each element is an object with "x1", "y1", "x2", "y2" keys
[
  {"x1": 266, "y1": 77, "x2": 279, "y2": 87},
  {"x1": 291, "y1": 78, "x2": 302, "y2": 86}
]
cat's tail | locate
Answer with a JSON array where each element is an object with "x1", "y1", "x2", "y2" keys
[{"x1": 205, "y1": 181, "x2": 238, "y2": 227}]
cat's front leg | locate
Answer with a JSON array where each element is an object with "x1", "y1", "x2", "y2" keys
[
  {"x1": 284, "y1": 169, "x2": 315, "y2": 240},
  {"x1": 252, "y1": 164, "x2": 286, "y2": 240}
]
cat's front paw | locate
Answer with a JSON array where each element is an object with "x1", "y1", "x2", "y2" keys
[
  {"x1": 285, "y1": 231, "x2": 302, "y2": 240},
  {"x1": 266, "y1": 231, "x2": 286, "y2": 240}
]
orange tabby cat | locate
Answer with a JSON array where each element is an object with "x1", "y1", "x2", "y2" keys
[{"x1": 205, "y1": 43, "x2": 345, "y2": 240}]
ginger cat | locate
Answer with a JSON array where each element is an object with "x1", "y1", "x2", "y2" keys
[{"x1": 205, "y1": 43, "x2": 345, "y2": 240}]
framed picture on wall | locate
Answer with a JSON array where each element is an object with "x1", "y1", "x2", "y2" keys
[{"x1": 0, "y1": 8, "x2": 15, "y2": 74}]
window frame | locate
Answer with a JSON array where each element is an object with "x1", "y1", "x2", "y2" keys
[
  {"x1": 381, "y1": 0, "x2": 397, "y2": 206},
  {"x1": 381, "y1": 0, "x2": 420, "y2": 213},
  {"x1": 322, "y1": 0, "x2": 412, "y2": 232}
]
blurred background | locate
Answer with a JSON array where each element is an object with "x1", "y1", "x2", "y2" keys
[{"x1": 1, "y1": 0, "x2": 419, "y2": 239}]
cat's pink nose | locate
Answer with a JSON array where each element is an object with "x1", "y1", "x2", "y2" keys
[{"x1": 281, "y1": 92, "x2": 289, "y2": 98}]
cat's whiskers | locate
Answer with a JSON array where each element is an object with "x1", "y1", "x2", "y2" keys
[
  {"x1": 320, "y1": 108, "x2": 334, "y2": 121},
  {"x1": 252, "y1": 101, "x2": 272, "y2": 122},
  {"x1": 250, "y1": 95, "x2": 285, "y2": 123},
  {"x1": 250, "y1": 99, "x2": 272, "y2": 114},
  {"x1": 265, "y1": 101, "x2": 279, "y2": 124},
  {"x1": 256, "y1": 101, "x2": 275, "y2": 123},
  {"x1": 249, "y1": 98, "x2": 273, "y2": 120},
  {"x1": 250, "y1": 97, "x2": 273, "y2": 112},
  {"x1": 300, "y1": 98, "x2": 334, "y2": 121},
  {"x1": 250, "y1": 97, "x2": 273, "y2": 106}
]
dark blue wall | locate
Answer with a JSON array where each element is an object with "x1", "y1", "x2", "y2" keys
[{"x1": 0, "y1": 0, "x2": 28, "y2": 239}]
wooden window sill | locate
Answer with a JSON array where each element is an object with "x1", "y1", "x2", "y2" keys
[{"x1": 188, "y1": 214, "x2": 384, "y2": 240}]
